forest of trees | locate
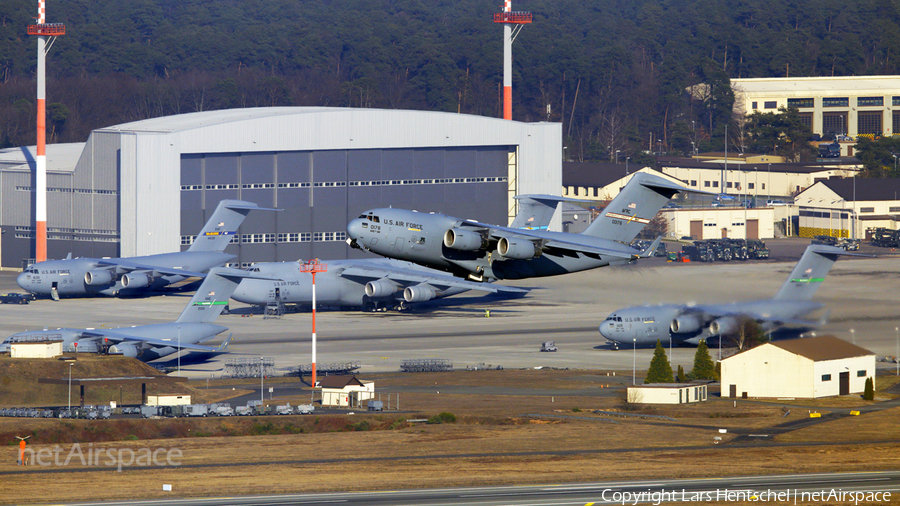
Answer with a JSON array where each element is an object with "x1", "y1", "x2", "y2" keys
[{"x1": 2, "y1": 0, "x2": 899, "y2": 163}]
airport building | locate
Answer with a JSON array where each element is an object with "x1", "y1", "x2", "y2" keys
[
  {"x1": 731, "y1": 76, "x2": 900, "y2": 157},
  {"x1": 795, "y1": 178, "x2": 900, "y2": 239},
  {"x1": 721, "y1": 336, "x2": 875, "y2": 399},
  {"x1": 0, "y1": 108, "x2": 561, "y2": 269}
]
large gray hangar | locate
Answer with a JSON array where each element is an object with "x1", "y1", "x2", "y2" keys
[{"x1": 0, "y1": 108, "x2": 561, "y2": 269}]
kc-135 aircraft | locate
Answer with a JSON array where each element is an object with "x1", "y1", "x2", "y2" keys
[
  {"x1": 0, "y1": 267, "x2": 274, "y2": 361},
  {"x1": 17, "y1": 200, "x2": 274, "y2": 299},
  {"x1": 231, "y1": 258, "x2": 529, "y2": 311},
  {"x1": 346, "y1": 173, "x2": 687, "y2": 281},
  {"x1": 599, "y1": 244, "x2": 862, "y2": 349}
]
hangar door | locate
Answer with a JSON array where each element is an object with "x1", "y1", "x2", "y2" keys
[
  {"x1": 746, "y1": 219, "x2": 759, "y2": 240},
  {"x1": 180, "y1": 146, "x2": 510, "y2": 265}
]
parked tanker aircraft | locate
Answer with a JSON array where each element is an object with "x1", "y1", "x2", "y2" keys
[
  {"x1": 0, "y1": 267, "x2": 274, "y2": 361},
  {"x1": 347, "y1": 172, "x2": 686, "y2": 281},
  {"x1": 599, "y1": 244, "x2": 863, "y2": 349},
  {"x1": 16, "y1": 200, "x2": 275, "y2": 299},
  {"x1": 231, "y1": 258, "x2": 529, "y2": 311}
]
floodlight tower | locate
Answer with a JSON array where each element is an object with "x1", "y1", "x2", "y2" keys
[
  {"x1": 27, "y1": 0, "x2": 65, "y2": 262},
  {"x1": 299, "y1": 259, "x2": 327, "y2": 388},
  {"x1": 493, "y1": 2, "x2": 531, "y2": 120}
]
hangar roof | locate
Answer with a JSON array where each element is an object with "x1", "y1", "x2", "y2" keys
[
  {"x1": 770, "y1": 335, "x2": 874, "y2": 361},
  {"x1": 0, "y1": 143, "x2": 84, "y2": 173},
  {"x1": 804, "y1": 178, "x2": 900, "y2": 202},
  {"x1": 100, "y1": 107, "x2": 515, "y2": 135}
]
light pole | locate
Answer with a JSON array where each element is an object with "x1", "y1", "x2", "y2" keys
[
  {"x1": 895, "y1": 327, "x2": 899, "y2": 376},
  {"x1": 177, "y1": 325, "x2": 181, "y2": 377},
  {"x1": 691, "y1": 141, "x2": 696, "y2": 161},
  {"x1": 626, "y1": 157, "x2": 631, "y2": 176},
  {"x1": 893, "y1": 154, "x2": 898, "y2": 174},
  {"x1": 615, "y1": 149, "x2": 620, "y2": 164},
  {"x1": 632, "y1": 338, "x2": 637, "y2": 385},
  {"x1": 260, "y1": 356, "x2": 265, "y2": 407},
  {"x1": 850, "y1": 328, "x2": 855, "y2": 344},
  {"x1": 68, "y1": 363, "x2": 73, "y2": 411}
]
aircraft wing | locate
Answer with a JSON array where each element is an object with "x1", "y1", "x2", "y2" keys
[
  {"x1": 95, "y1": 258, "x2": 209, "y2": 278},
  {"x1": 453, "y1": 220, "x2": 640, "y2": 260},
  {"x1": 337, "y1": 263, "x2": 529, "y2": 294},
  {"x1": 81, "y1": 328, "x2": 222, "y2": 351}
]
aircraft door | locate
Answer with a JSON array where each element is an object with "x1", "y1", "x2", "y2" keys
[
  {"x1": 51, "y1": 282, "x2": 59, "y2": 301},
  {"x1": 392, "y1": 236, "x2": 406, "y2": 253},
  {"x1": 275, "y1": 287, "x2": 281, "y2": 301}
]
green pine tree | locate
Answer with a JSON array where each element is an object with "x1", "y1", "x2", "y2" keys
[
  {"x1": 690, "y1": 340, "x2": 717, "y2": 380},
  {"x1": 644, "y1": 339, "x2": 674, "y2": 384},
  {"x1": 676, "y1": 364, "x2": 686, "y2": 383},
  {"x1": 863, "y1": 377, "x2": 875, "y2": 401}
]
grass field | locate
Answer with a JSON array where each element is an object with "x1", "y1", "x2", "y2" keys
[{"x1": 2, "y1": 365, "x2": 899, "y2": 505}]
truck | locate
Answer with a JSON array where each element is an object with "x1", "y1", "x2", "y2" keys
[
  {"x1": 183, "y1": 404, "x2": 209, "y2": 417},
  {"x1": 540, "y1": 341, "x2": 558, "y2": 352},
  {"x1": 818, "y1": 141, "x2": 841, "y2": 158},
  {"x1": 275, "y1": 403, "x2": 293, "y2": 415},
  {"x1": 296, "y1": 404, "x2": 315, "y2": 415},
  {"x1": 235, "y1": 406, "x2": 253, "y2": 416},
  {"x1": 367, "y1": 400, "x2": 383, "y2": 412}
]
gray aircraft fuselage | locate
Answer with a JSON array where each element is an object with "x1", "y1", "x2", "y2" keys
[
  {"x1": 347, "y1": 209, "x2": 636, "y2": 280},
  {"x1": 232, "y1": 259, "x2": 470, "y2": 308},
  {"x1": 0, "y1": 322, "x2": 227, "y2": 361},
  {"x1": 599, "y1": 299, "x2": 823, "y2": 348},
  {"x1": 16, "y1": 251, "x2": 234, "y2": 297}
]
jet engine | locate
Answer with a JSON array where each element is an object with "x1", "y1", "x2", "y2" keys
[
  {"x1": 497, "y1": 237, "x2": 540, "y2": 260},
  {"x1": 108, "y1": 343, "x2": 139, "y2": 358},
  {"x1": 443, "y1": 228, "x2": 485, "y2": 251},
  {"x1": 709, "y1": 316, "x2": 740, "y2": 336},
  {"x1": 121, "y1": 272, "x2": 152, "y2": 289},
  {"x1": 84, "y1": 270, "x2": 113, "y2": 286},
  {"x1": 670, "y1": 313, "x2": 704, "y2": 334},
  {"x1": 365, "y1": 279, "x2": 399, "y2": 298},
  {"x1": 403, "y1": 284, "x2": 436, "y2": 303}
]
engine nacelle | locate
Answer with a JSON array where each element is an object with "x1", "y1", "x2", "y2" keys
[
  {"x1": 121, "y1": 272, "x2": 152, "y2": 289},
  {"x1": 403, "y1": 284, "x2": 436, "y2": 303},
  {"x1": 710, "y1": 316, "x2": 740, "y2": 336},
  {"x1": 84, "y1": 270, "x2": 113, "y2": 286},
  {"x1": 365, "y1": 279, "x2": 399, "y2": 298},
  {"x1": 443, "y1": 228, "x2": 485, "y2": 251},
  {"x1": 497, "y1": 237, "x2": 540, "y2": 260},
  {"x1": 108, "y1": 343, "x2": 139, "y2": 358},
  {"x1": 671, "y1": 313, "x2": 704, "y2": 334}
]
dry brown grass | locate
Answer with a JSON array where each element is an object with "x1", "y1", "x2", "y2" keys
[{"x1": 3, "y1": 368, "x2": 900, "y2": 505}]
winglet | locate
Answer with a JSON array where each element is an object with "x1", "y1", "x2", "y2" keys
[{"x1": 638, "y1": 236, "x2": 663, "y2": 258}]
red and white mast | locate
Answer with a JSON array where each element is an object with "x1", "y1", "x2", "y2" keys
[
  {"x1": 493, "y1": 1, "x2": 531, "y2": 120},
  {"x1": 27, "y1": 0, "x2": 64, "y2": 262}
]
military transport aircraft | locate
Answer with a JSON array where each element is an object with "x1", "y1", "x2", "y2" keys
[
  {"x1": 599, "y1": 244, "x2": 862, "y2": 349},
  {"x1": 346, "y1": 172, "x2": 686, "y2": 281},
  {"x1": 0, "y1": 267, "x2": 273, "y2": 361},
  {"x1": 231, "y1": 258, "x2": 529, "y2": 311},
  {"x1": 16, "y1": 200, "x2": 274, "y2": 299}
]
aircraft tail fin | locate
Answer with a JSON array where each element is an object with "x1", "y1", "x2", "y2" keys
[
  {"x1": 187, "y1": 200, "x2": 279, "y2": 253},
  {"x1": 581, "y1": 172, "x2": 684, "y2": 243},
  {"x1": 772, "y1": 244, "x2": 867, "y2": 301},
  {"x1": 176, "y1": 267, "x2": 278, "y2": 323},
  {"x1": 510, "y1": 195, "x2": 590, "y2": 230}
]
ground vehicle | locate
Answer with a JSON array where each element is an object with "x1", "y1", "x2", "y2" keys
[
  {"x1": 183, "y1": 404, "x2": 209, "y2": 417},
  {"x1": 540, "y1": 341, "x2": 558, "y2": 352},
  {"x1": 747, "y1": 240, "x2": 769, "y2": 259},
  {"x1": 818, "y1": 142, "x2": 841, "y2": 158},
  {"x1": 766, "y1": 199, "x2": 788, "y2": 206},
  {"x1": 276, "y1": 404, "x2": 293, "y2": 415},
  {"x1": 296, "y1": 404, "x2": 315, "y2": 415},
  {"x1": 367, "y1": 401, "x2": 383, "y2": 412},
  {"x1": 0, "y1": 293, "x2": 33, "y2": 304}
]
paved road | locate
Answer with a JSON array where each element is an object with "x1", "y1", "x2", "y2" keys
[{"x1": 54, "y1": 471, "x2": 900, "y2": 505}]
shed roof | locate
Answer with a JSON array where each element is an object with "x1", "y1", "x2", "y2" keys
[
  {"x1": 769, "y1": 335, "x2": 874, "y2": 361},
  {"x1": 319, "y1": 375, "x2": 369, "y2": 389},
  {"x1": 813, "y1": 178, "x2": 900, "y2": 202}
]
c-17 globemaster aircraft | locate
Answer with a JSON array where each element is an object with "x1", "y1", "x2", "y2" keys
[
  {"x1": 17, "y1": 200, "x2": 275, "y2": 299},
  {"x1": 0, "y1": 267, "x2": 274, "y2": 361},
  {"x1": 231, "y1": 258, "x2": 529, "y2": 311},
  {"x1": 599, "y1": 244, "x2": 863, "y2": 349},
  {"x1": 347, "y1": 172, "x2": 687, "y2": 281}
]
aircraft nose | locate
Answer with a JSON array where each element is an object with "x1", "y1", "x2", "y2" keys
[
  {"x1": 598, "y1": 321, "x2": 613, "y2": 338},
  {"x1": 16, "y1": 272, "x2": 29, "y2": 290},
  {"x1": 347, "y1": 218, "x2": 364, "y2": 239}
]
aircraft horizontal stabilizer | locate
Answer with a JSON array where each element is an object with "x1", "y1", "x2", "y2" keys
[{"x1": 637, "y1": 236, "x2": 663, "y2": 258}]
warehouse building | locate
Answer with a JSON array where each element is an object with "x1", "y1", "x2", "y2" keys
[
  {"x1": 795, "y1": 178, "x2": 900, "y2": 239},
  {"x1": 0, "y1": 108, "x2": 561, "y2": 269},
  {"x1": 731, "y1": 76, "x2": 900, "y2": 156},
  {"x1": 721, "y1": 336, "x2": 875, "y2": 399}
]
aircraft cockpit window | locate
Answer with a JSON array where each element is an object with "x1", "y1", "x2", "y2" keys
[
  {"x1": 372, "y1": 216, "x2": 380, "y2": 223},
  {"x1": 247, "y1": 267, "x2": 260, "y2": 272},
  {"x1": 616, "y1": 317, "x2": 622, "y2": 322},
  {"x1": 358, "y1": 214, "x2": 367, "y2": 219}
]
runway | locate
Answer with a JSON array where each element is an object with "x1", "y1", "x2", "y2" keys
[
  {"x1": 54, "y1": 471, "x2": 900, "y2": 505},
  {"x1": 1, "y1": 238, "x2": 899, "y2": 378}
]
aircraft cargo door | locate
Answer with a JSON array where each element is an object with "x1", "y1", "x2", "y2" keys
[
  {"x1": 690, "y1": 221, "x2": 702, "y2": 240},
  {"x1": 747, "y1": 219, "x2": 759, "y2": 240}
]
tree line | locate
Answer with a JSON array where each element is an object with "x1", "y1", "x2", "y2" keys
[{"x1": 1, "y1": 0, "x2": 899, "y2": 165}]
